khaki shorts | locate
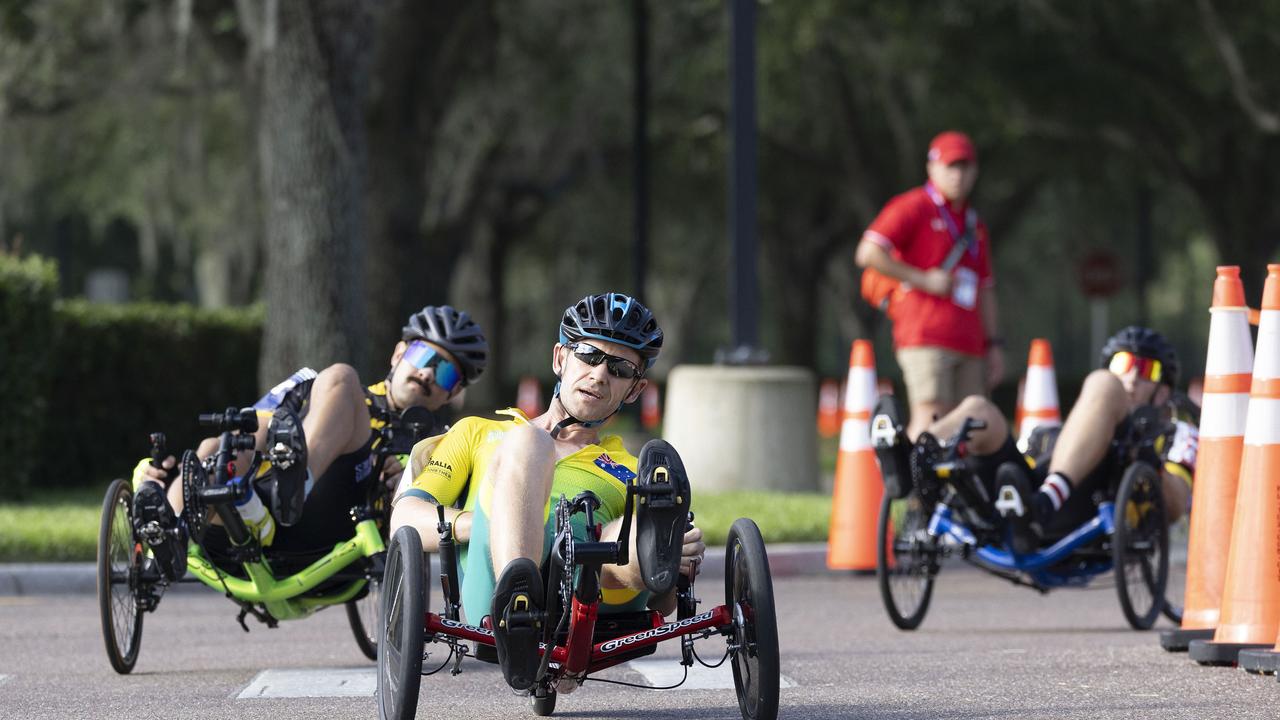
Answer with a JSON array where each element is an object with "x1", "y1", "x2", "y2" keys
[{"x1": 896, "y1": 346, "x2": 985, "y2": 407}]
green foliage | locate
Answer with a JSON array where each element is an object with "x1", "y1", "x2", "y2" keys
[
  {"x1": 35, "y1": 299, "x2": 264, "y2": 493},
  {"x1": 0, "y1": 253, "x2": 58, "y2": 498}
]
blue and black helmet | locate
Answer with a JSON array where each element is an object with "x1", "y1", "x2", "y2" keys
[{"x1": 559, "y1": 293, "x2": 664, "y2": 369}]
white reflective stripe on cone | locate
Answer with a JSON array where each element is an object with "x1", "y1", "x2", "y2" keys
[
  {"x1": 1205, "y1": 308, "x2": 1255, "y2": 375},
  {"x1": 1242, "y1": 398, "x2": 1280, "y2": 446},
  {"x1": 843, "y1": 367, "x2": 877, "y2": 413},
  {"x1": 1254, "y1": 309, "x2": 1280, "y2": 378},
  {"x1": 840, "y1": 418, "x2": 872, "y2": 452},
  {"x1": 1200, "y1": 393, "x2": 1250, "y2": 439}
]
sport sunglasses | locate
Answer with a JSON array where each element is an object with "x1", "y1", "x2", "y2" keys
[
  {"x1": 567, "y1": 342, "x2": 643, "y2": 380},
  {"x1": 403, "y1": 340, "x2": 465, "y2": 392},
  {"x1": 1108, "y1": 350, "x2": 1162, "y2": 383}
]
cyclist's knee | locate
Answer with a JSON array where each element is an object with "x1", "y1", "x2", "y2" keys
[
  {"x1": 489, "y1": 425, "x2": 555, "y2": 492},
  {"x1": 1077, "y1": 369, "x2": 1128, "y2": 424},
  {"x1": 313, "y1": 363, "x2": 363, "y2": 398}
]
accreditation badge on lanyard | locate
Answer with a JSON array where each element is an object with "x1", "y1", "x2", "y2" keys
[{"x1": 924, "y1": 182, "x2": 979, "y2": 311}]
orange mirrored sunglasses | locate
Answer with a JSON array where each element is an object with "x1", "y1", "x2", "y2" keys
[{"x1": 1107, "y1": 351, "x2": 1162, "y2": 383}]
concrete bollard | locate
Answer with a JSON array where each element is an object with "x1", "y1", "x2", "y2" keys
[{"x1": 662, "y1": 364, "x2": 817, "y2": 492}]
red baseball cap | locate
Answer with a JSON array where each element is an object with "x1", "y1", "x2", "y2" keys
[{"x1": 927, "y1": 131, "x2": 977, "y2": 164}]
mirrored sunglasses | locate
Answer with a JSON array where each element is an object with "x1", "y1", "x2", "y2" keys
[
  {"x1": 567, "y1": 342, "x2": 642, "y2": 380},
  {"x1": 404, "y1": 340, "x2": 464, "y2": 392},
  {"x1": 1108, "y1": 351, "x2": 1162, "y2": 383}
]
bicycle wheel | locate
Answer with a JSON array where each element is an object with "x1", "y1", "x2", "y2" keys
[
  {"x1": 1113, "y1": 462, "x2": 1169, "y2": 630},
  {"x1": 1162, "y1": 512, "x2": 1189, "y2": 625},
  {"x1": 875, "y1": 491, "x2": 938, "y2": 630},
  {"x1": 725, "y1": 518, "x2": 779, "y2": 720},
  {"x1": 377, "y1": 527, "x2": 425, "y2": 720},
  {"x1": 347, "y1": 555, "x2": 384, "y2": 662},
  {"x1": 97, "y1": 479, "x2": 144, "y2": 674}
]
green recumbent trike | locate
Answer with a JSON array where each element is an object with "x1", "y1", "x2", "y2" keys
[{"x1": 96, "y1": 403, "x2": 433, "y2": 674}]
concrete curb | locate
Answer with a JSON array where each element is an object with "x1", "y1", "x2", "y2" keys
[{"x1": 0, "y1": 543, "x2": 838, "y2": 596}]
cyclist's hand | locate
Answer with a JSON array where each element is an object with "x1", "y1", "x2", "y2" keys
[
  {"x1": 679, "y1": 524, "x2": 705, "y2": 578},
  {"x1": 141, "y1": 455, "x2": 177, "y2": 486},
  {"x1": 380, "y1": 454, "x2": 405, "y2": 491},
  {"x1": 918, "y1": 267, "x2": 953, "y2": 297}
]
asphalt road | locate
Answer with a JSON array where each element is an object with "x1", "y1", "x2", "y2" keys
[{"x1": 1, "y1": 564, "x2": 1274, "y2": 720}]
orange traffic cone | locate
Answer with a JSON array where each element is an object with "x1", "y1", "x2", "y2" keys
[
  {"x1": 1016, "y1": 339, "x2": 1061, "y2": 452},
  {"x1": 817, "y1": 378, "x2": 841, "y2": 439},
  {"x1": 1190, "y1": 264, "x2": 1280, "y2": 666},
  {"x1": 1161, "y1": 266, "x2": 1254, "y2": 652},
  {"x1": 827, "y1": 340, "x2": 884, "y2": 572},
  {"x1": 640, "y1": 381, "x2": 661, "y2": 431},
  {"x1": 517, "y1": 376, "x2": 542, "y2": 418}
]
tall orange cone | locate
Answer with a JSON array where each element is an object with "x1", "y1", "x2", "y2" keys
[
  {"x1": 817, "y1": 379, "x2": 841, "y2": 439},
  {"x1": 827, "y1": 340, "x2": 884, "y2": 572},
  {"x1": 1016, "y1": 339, "x2": 1061, "y2": 452},
  {"x1": 1161, "y1": 266, "x2": 1254, "y2": 652},
  {"x1": 640, "y1": 381, "x2": 661, "y2": 431},
  {"x1": 517, "y1": 376, "x2": 542, "y2": 418},
  {"x1": 1190, "y1": 264, "x2": 1280, "y2": 666}
]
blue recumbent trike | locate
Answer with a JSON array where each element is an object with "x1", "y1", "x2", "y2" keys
[{"x1": 869, "y1": 401, "x2": 1182, "y2": 631}]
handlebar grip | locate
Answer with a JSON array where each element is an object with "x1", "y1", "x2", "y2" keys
[
  {"x1": 197, "y1": 413, "x2": 220, "y2": 427},
  {"x1": 149, "y1": 432, "x2": 167, "y2": 468}
]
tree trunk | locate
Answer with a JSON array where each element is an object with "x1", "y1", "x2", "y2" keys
[{"x1": 257, "y1": 0, "x2": 377, "y2": 389}]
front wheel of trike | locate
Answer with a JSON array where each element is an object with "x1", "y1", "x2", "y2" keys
[
  {"x1": 97, "y1": 478, "x2": 145, "y2": 674},
  {"x1": 725, "y1": 518, "x2": 779, "y2": 720},
  {"x1": 377, "y1": 527, "x2": 425, "y2": 720},
  {"x1": 875, "y1": 490, "x2": 938, "y2": 630},
  {"x1": 1113, "y1": 461, "x2": 1169, "y2": 630}
]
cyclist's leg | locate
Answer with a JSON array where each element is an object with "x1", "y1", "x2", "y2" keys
[
  {"x1": 300, "y1": 364, "x2": 370, "y2": 479},
  {"x1": 484, "y1": 424, "x2": 555, "y2": 690},
  {"x1": 926, "y1": 395, "x2": 1010, "y2": 455},
  {"x1": 1047, "y1": 369, "x2": 1129, "y2": 484}
]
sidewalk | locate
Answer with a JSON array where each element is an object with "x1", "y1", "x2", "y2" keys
[{"x1": 0, "y1": 542, "x2": 835, "y2": 596}]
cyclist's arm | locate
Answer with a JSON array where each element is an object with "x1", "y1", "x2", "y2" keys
[{"x1": 390, "y1": 419, "x2": 480, "y2": 549}]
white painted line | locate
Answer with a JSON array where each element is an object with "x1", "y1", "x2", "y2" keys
[
  {"x1": 625, "y1": 657, "x2": 794, "y2": 690},
  {"x1": 237, "y1": 668, "x2": 375, "y2": 699}
]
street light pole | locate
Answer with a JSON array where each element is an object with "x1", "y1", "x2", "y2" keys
[{"x1": 727, "y1": 0, "x2": 759, "y2": 358}]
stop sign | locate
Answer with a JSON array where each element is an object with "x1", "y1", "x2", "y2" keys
[{"x1": 1077, "y1": 250, "x2": 1124, "y2": 298}]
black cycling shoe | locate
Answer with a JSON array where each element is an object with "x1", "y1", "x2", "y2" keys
[
  {"x1": 491, "y1": 558, "x2": 545, "y2": 691},
  {"x1": 132, "y1": 482, "x2": 187, "y2": 581},
  {"x1": 871, "y1": 395, "x2": 913, "y2": 499},
  {"x1": 263, "y1": 406, "x2": 308, "y2": 527},
  {"x1": 994, "y1": 462, "x2": 1040, "y2": 555},
  {"x1": 635, "y1": 439, "x2": 691, "y2": 596},
  {"x1": 909, "y1": 432, "x2": 944, "y2": 504}
]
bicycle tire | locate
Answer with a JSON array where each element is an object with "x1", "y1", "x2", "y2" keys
[
  {"x1": 377, "y1": 527, "x2": 425, "y2": 720},
  {"x1": 1113, "y1": 462, "x2": 1169, "y2": 630},
  {"x1": 725, "y1": 518, "x2": 780, "y2": 720},
  {"x1": 875, "y1": 491, "x2": 938, "y2": 630},
  {"x1": 97, "y1": 479, "x2": 144, "y2": 674}
]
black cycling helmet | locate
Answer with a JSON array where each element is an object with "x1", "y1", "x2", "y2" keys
[
  {"x1": 1099, "y1": 325, "x2": 1180, "y2": 387},
  {"x1": 559, "y1": 292, "x2": 664, "y2": 370},
  {"x1": 402, "y1": 305, "x2": 488, "y2": 383}
]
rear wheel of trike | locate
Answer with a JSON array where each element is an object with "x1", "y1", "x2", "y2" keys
[
  {"x1": 98, "y1": 478, "x2": 145, "y2": 674},
  {"x1": 725, "y1": 518, "x2": 779, "y2": 720},
  {"x1": 875, "y1": 490, "x2": 938, "y2": 630},
  {"x1": 347, "y1": 553, "x2": 384, "y2": 661},
  {"x1": 378, "y1": 527, "x2": 425, "y2": 720},
  {"x1": 1113, "y1": 462, "x2": 1169, "y2": 630}
]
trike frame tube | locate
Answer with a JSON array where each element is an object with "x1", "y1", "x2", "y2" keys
[{"x1": 927, "y1": 501, "x2": 1116, "y2": 573}]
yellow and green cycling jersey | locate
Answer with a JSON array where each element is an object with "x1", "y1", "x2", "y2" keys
[{"x1": 399, "y1": 408, "x2": 647, "y2": 622}]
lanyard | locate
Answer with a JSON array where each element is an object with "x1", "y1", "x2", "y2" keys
[{"x1": 924, "y1": 182, "x2": 977, "y2": 260}]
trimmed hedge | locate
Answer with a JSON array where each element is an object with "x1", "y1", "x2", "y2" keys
[
  {"x1": 0, "y1": 254, "x2": 59, "y2": 498},
  {"x1": 36, "y1": 300, "x2": 264, "y2": 494}
]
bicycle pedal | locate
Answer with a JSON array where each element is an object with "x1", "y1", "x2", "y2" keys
[
  {"x1": 639, "y1": 467, "x2": 683, "y2": 508},
  {"x1": 268, "y1": 441, "x2": 299, "y2": 470},
  {"x1": 994, "y1": 485, "x2": 1026, "y2": 517},
  {"x1": 870, "y1": 414, "x2": 899, "y2": 448}
]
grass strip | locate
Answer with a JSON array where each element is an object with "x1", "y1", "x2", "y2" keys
[{"x1": 0, "y1": 486, "x2": 834, "y2": 563}]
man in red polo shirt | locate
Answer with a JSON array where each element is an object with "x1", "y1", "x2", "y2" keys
[{"x1": 855, "y1": 130, "x2": 1005, "y2": 439}]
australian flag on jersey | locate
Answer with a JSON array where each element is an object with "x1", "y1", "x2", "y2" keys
[{"x1": 594, "y1": 453, "x2": 637, "y2": 483}]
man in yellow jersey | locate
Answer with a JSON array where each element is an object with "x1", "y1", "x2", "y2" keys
[
  {"x1": 132, "y1": 306, "x2": 488, "y2": 580},
  {"x1": 874, "y1": 326, "x2": 1195, "y2": 554},
  {"x1": 392, "y1": 293, "x2": 705, "y2": 692}
]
